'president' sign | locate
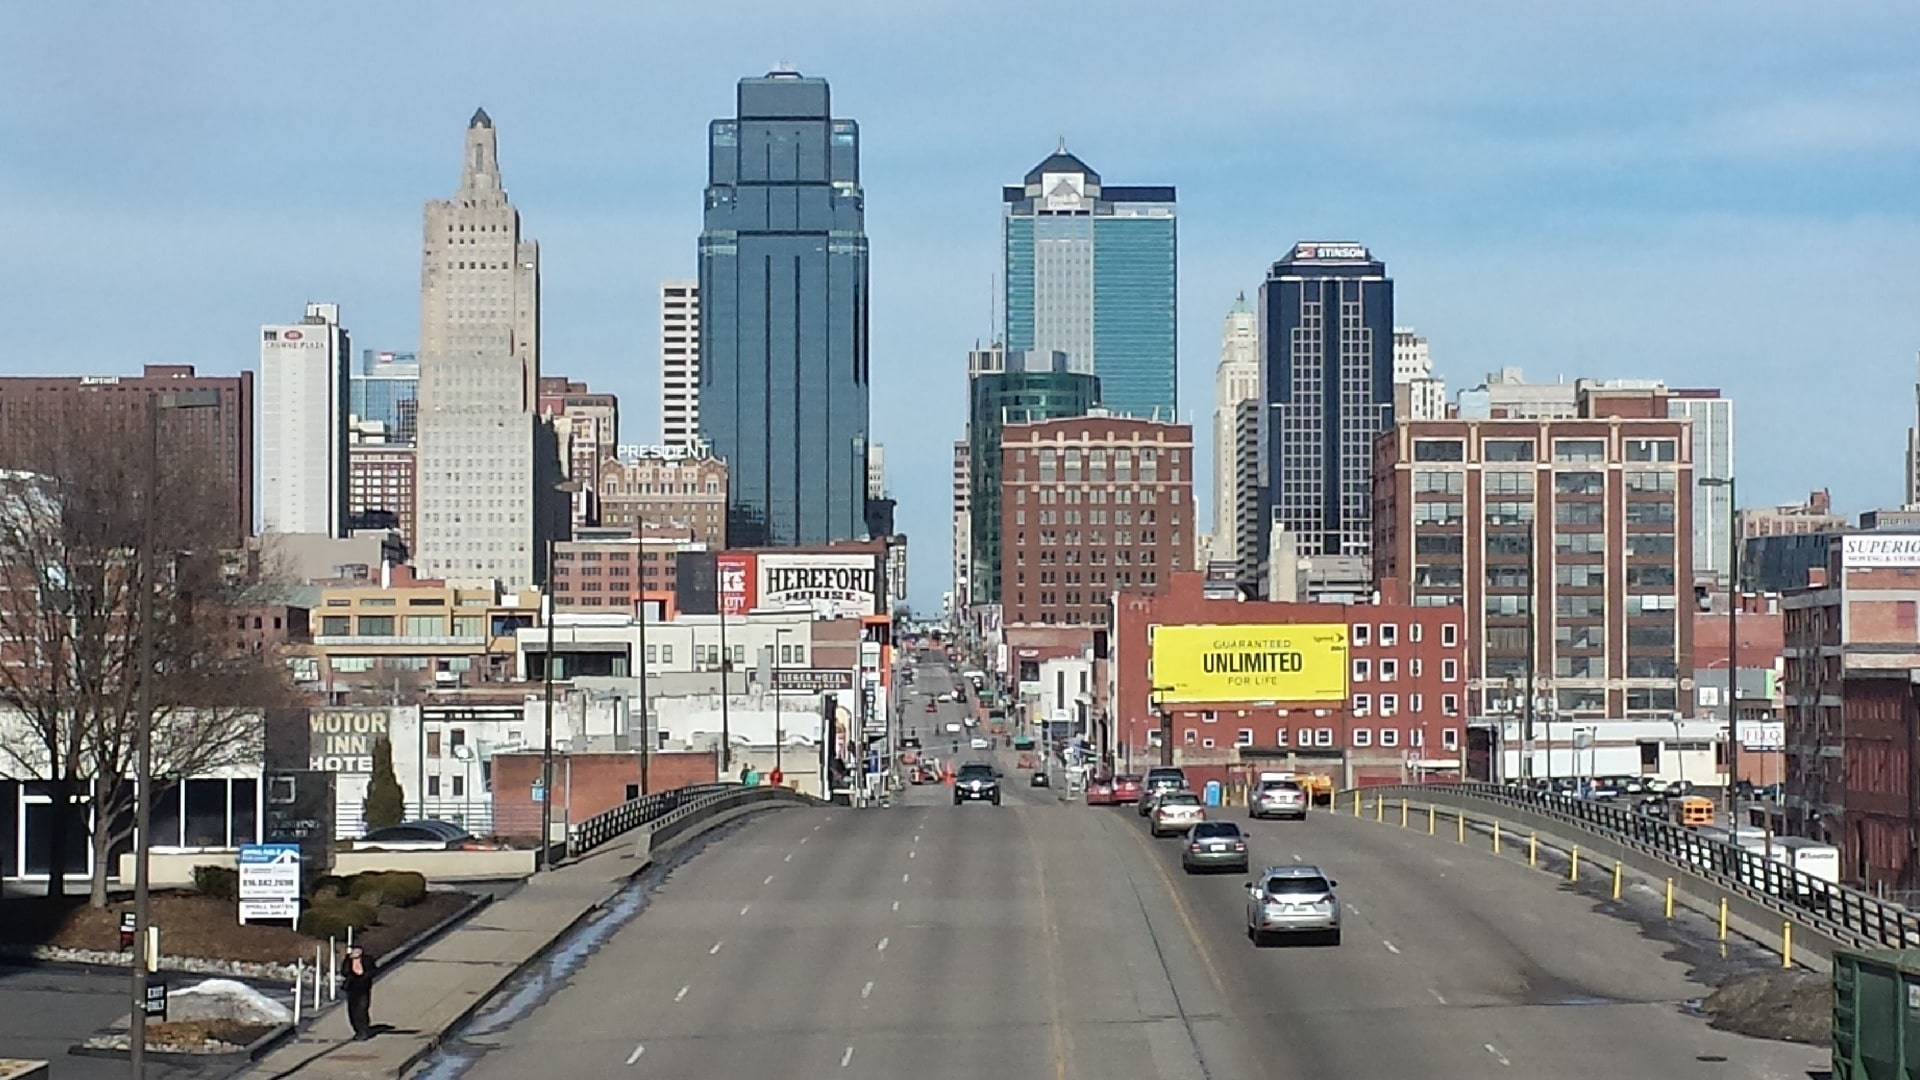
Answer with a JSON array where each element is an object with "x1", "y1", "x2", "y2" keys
[{"x1": 757, "y1": 553, "x2": 882, "y2": 619}]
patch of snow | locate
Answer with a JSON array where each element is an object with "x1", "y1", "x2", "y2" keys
[{"x1": 172, "y1": 978, "x2": 292, "y2": 1024}]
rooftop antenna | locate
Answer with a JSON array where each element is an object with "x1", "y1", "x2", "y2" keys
[{"x1": 1057, "y1": 135, "x2": 1068, "y2": 154}]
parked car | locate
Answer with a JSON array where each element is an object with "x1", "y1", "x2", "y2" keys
[
  {"x1": 1030, "y1": 771, "x2": 1050, "y2": 789},
  {"x1": 1150, "y1": 791, "x2": 1206, "y2": 837},
  {"x1": 358, "y1": 820, "x2": 491, "y2": 852},
  {"x1": 1085, "y1": 779, "x2": 1117, "y2": 806},
  {"x1": 1181, "y1": 821, "x2": 1249, "y2": 874},
  {"x1": 1139, "y1": 768, "x2": 1187, "y2": 816},
  {"x1": 1112, "y1": 775, "x2": 1144, "y2": 804}
]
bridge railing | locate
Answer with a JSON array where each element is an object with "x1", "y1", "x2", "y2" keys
[
  {"x1": 564, "y1": 782, "x2": 818, "y2": 859},
  {"x1": 1347, "y1": 782, "x2": 1920, "y2": 953}
]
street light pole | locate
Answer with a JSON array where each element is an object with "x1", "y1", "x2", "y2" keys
[
  {"x1": 131, "y1": 390, "x2": 218, "y2": 1076},
  {"x1": 636, "y1": 568, "x2": 650, "y2": 797},
  {"x1": 539, "y1": 535, "x2": 557, "y2": 872},
  {"x1": 773, "y1": 628, "x2": 790, "y2": 776},
  {"x1": 1150, "y1": 685, "x2": 1176, "y2": 767},
  {"x1": 716, "y1": 573, "x2": 733, "y2": 778},
  {"x1": 1524, "y1": 526, "x2": 1537, "y2": 784},
  {"x1": 1700, "y1": 475, "x2": 1739, "y2": 819}
]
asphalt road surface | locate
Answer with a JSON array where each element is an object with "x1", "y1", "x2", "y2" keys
[
  {"x1": 449, "y1": 659, "x2": 1827, "y2": 1079},
  {"x1": 0, "y1": 965, "x2": 206, "y2": 1079}
]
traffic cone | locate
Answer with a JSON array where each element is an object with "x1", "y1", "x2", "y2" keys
[{"x1": 942, "y1": 762, "x2": 954, "y2": 785}]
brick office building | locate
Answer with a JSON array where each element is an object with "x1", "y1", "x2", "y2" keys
[
  {"x1": 1373, "y1": 384, "x2": 1696, "y2": 724},
  {"x1": 599, "y1": 448, "x2": 728, "y2": 548},
  {"x1": 0, "y1": 364, "x2": 255, "y2": 545},
  {"x1": 348, "y1": 443, "x2": 417, "y2": 546},
  {"x1": 1110, "y1": 573, "x2": 1467, "y2": 787},
  {"x1": 1782, "y1": 534, "x2": 1920, "y2": 888},
  {"x1": 998, "y1": 414, "x2": 1193, "y2": 627}
]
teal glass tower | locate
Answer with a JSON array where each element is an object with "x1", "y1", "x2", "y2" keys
[
  {"x1": 1002, "y1": 145, "x2": 1176, "y2": 420},
  {"x1": 698, "y1": 70, "x2": 871, "y2": 546}
]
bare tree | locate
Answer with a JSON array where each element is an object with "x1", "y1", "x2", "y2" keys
[{"x1": 0, "y1": 399, "x2": 297, "y2": 904}]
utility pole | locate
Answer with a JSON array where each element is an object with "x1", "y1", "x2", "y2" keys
[
  {"x1": 716, "y1": 569, "x2": 733, "y2": 778},
  {"x1": 539, "y1": 536, "x2": 557, "y2": 872},
  {"x1": 1524, "y1": 525, "x2": 1537, "y2": 784},
  {"x1": 637, "y1": 580, "x2": 650, "y2": 796}
]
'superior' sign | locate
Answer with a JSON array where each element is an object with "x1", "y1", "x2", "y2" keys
[
  {"x1": 1843, "y1": 535, "x2": 1920, "y2": 569},
  {"x1": 1151, "y1": 623, "x2": 1349, "y2": 704}
]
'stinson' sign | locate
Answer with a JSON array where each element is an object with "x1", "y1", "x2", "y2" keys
[{"x1": 756, "y1": 554, "x2": 881, "y2": 620}]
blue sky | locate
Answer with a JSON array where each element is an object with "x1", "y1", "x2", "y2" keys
[{"x1": 3, "y1": 2, "x2": 1918, "y2": 611}]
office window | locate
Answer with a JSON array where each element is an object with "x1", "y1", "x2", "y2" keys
[
  {"x1": 1353, "y1": 658, "x2": 1371, "y2": 682},
  {"x1": 1414, "y1": 439, "x2": 1465, "y2": 462},
  {"x1": 1315, "y1": 728, "x2": 1335, "y2": 747},
  {"x1": 1379, "y1": 624, "x2": 1397, "y2": 647},
  {"x1": 1381, "y1": 694, "x2": 1399, "y2": 716},
  {"x1": 1236, "y1": 728, "x2": 1254, "y2": 747},
  {"x1": 1379, "y1": 728, "x2": 1399, "y2": 748},
  {"x1": 1352, "y1": 624, "x2": 1370, "y2": 646},
  {"x1": 1352, "y1": 728, "x2": 1373, "y2": 747},
  {"x1": 1275, "y1": 728, "x2": 1289, "y2": 747},
  {"x1": 321, "y1": 615, "x2": 350, "y2": 636},
  {"x1": 1442, "y1": 728, "x2": 1460, "y2": 750},
  {"x1": 357, "y1": 615, "x2": 394, "y2": 637},
  {"x1": 1353, "y1": 693, "x2": 1371, "y2": 716},
  {"x1": 1379, "y1": 659, "x2": 1398, "y2": 682},
  {"x1": 1442, "y1": 658, "x2": 1458, "y2": 682}
]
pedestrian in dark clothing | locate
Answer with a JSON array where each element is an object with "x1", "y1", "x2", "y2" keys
[{"x1": 341, "y1": 944, "x2": 377, "y2": 1040}]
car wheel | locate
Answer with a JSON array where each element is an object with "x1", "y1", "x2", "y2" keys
[
  {"x1": 953, "y1": 798, "x2": 962, "y2": 806},
  {"x1": 992, "y1": 797, "x2": 1001, "y2": 806}
]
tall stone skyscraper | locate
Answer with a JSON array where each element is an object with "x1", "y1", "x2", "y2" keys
[
  {"x1": 698, "y1": 70, "x2": 871, "y2": 547},
  {"x1": 415, "y1": 109, "x2": 551, "y2": 587},
  {"x1": 1210, "y1": 294, "x2": 1259, "y2": 564}
]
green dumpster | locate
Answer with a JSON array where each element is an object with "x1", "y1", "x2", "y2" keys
[{"x1": 1834, "y1": 949, "x2": 1920, "y2": 1078}]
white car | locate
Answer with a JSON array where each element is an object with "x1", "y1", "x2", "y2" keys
[{"x1": 970, "y1": 737, "x2": 990, "y2": 750}]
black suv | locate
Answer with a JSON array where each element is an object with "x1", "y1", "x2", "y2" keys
[{"x1": 953, "y1": 763, "x2": 1001, "y2": 806}]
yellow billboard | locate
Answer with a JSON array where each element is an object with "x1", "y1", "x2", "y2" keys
[{"x1": 1151, "y1": 623, "x2": 1349, "y2": 704}]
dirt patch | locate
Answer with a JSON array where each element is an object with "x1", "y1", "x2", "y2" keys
[
  {"x1": 0, "y1": 890, "x2": 475, "y2": 965},
  {"x1": 146, "y1": 1018, "x2": 276, "y2": 1053},
  {"x1": 1699, "y1": 969, "x2": 1832, "y2": 1045}
]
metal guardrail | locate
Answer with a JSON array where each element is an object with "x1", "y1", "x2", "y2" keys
[
  {"x1": 1351, "y1": 782, "x2": 1920, "y2": 952},
  {"x1": 564, "y1": 782, "x2": 737, "y2": 856}
]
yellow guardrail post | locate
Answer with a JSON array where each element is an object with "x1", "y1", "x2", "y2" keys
[
  {"x1": 1528, "y1": 832, "x2": 1537, "y2": 868},
  {"x1": 1375, "y1": 796, "x2": 1385, "y2": 823},
  {"x1": 1456, "y1": 812, "x2": 1466, "y2": 843},
  {"x1": 1400, "y1": 798, "x2": 1408, "y2": 828},
  {"x1": 1612, "y1": 860, "x2": 1623, "y2": 901},
  {"x1": 1352, "y1": 790, "x2": 1361, "y2": 816},
  {"x1": 1492, "y1": 821, "x2": 1501, "y2": 854},
  {"x1": 1664, "y1": 878, "x2": 1675, "y2": 920},
  {"x1": 1781, "y1": 922, "x2": 1793, "y2": 968},
  {"x1": 1718, "y1": 898, "x2": 1729, "y2": 941},
  {"x1": 1569, "y1": 846, "x2": 1580, "y2": 881},
  {"x1": 1427, "y1": 804, "x2": 1436, "y2": 835}
]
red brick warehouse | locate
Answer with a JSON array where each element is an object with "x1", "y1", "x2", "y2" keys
[{"x1": 1111, "y1": 573, "x2": 1467, "y2": 789}]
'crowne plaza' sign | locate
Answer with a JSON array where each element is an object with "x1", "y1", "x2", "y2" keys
[{"x1": 757, "y1": 553, "x2": 882, "y2": 619}]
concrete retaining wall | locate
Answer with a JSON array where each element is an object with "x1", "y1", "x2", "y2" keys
[{"x1": 119, "y1": 847, "x2": 537, "y2": 888}]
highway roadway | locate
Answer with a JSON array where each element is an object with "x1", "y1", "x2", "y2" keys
[{"x1": 449, "y1": 657, "x2": 1826, "y2": 1079}]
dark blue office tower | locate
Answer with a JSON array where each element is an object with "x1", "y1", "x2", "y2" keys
[
  {"x1": 698, "y1": 70, "x2": 871, "y2": 546},
  {"x1": 1257, "y1": 242, "x2": 1395, "y2": 564}
]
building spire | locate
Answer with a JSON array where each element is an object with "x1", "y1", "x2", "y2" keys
[
  {"x1": 469, "y1": 106, "x2": 492, "y2": 130},
  {"x1": 1057, "y1": 135, "x2": 1068, "y2": 154}
]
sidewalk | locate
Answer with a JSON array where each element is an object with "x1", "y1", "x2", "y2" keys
[{"x1": 240, "y1": 841, "x2": 649, "y2": 1080}]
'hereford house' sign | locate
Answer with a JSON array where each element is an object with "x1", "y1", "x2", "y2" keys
[{"x1": 757, "y1": 554, "x2": 881, "y2": 620}]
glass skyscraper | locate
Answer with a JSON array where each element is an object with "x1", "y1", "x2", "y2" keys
[
  {"x1": 351, "y1": 348, "x2": 419, "y2": 443},
  {"x1": 698, "y1": 70, "x2": 870, "y2": 546},
  {"x1": 1003, "y1": 146, "x2": 1176, "y2": 420},
  {"x1": 1258, "y1": 242, "x2": 1395, "y2": 561}
]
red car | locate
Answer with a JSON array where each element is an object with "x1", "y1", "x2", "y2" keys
[
  {"x1": 1084, "y1": 779, "x2": 1117, "y2": 806},
  {"x1": 1112, "y1": 775, "x2": 1144, "y2": 804}
]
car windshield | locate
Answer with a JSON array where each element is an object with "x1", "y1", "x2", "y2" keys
[
  {"x1": 1147, "y1": 770, "x2": 1184, "y2": 783},
  {"x1": 1115, "y1": 775, "x2": 1142, "y2": 785},
  {"x1": 958, "y1": 766, "x2": 994, "y2": 779},
  {"x1": 1266, "y1": 876, "x2": 1331, "y2": 897},
  {"x1": 1162, "y1": 793, "x2": 1201, "y2": 806},
  {"x1": 1190, "y1": 823, "x2": 1240, "y2": 838},
  {"x1": 1261, "y1": 781, "x2": 1302, "y2": 792}
]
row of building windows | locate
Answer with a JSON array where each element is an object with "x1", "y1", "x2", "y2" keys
[
  {"x1": 1180, "y1": 726, "x2": 1463, "y2": 751},
  {"x1": 1413, "y1": 438, "x2": 1679, "y2": 463},
  {"x1": 1350, "y1": 657, "x2": 1460, "y2": 682}
]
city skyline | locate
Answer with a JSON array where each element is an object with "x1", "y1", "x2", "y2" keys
[{"x1": 3, "y1": 3, "x2": 1918, "y2": 609}]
